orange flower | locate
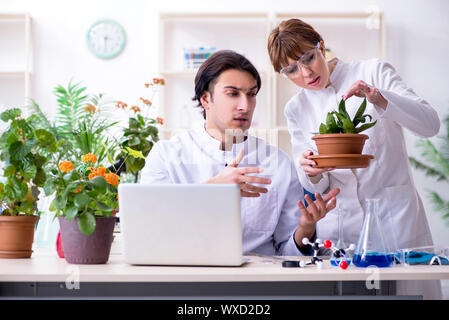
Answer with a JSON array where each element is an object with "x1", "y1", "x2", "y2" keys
[
  {"x1": 88, "y1": 166, "x2": 106, "y2": 180},
  {"x1": 58, "y1": 161, "x2": 74, "y2": 173},
  {"x1": 84, "y1": 104, "x2": 96, "y2": 114},
  {"x1": 156, "y1": 117, "x2": 164, "y2": 125},
  {"x1": 81, "y1": 153, "x2": 97, "y2": 164},
  {"x1": 115, "y1": 101, "x2": 128, "y2": 109},
  {"x1": 131, "y1": 105, "x2": 141, "y2": 113},
  {"x1": 74, "y1": 185, "x2": 82, "y2": 193},
  {"x1": 104, "y1": 173, "x2": 119, "y2": 187},
  {"x1": 139, "y1": 97, "x2": 152, "y2": 106},
  {"x1": 153, "y1": 78, "x2": 165, "y2": 86},
  {"x1": 96, "y1": 166, "x2": 106, "y2": 176}
]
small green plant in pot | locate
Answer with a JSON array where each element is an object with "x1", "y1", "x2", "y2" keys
[
  {"x1": 0, "y1": 108, "x2": 57, "y2": 258},
  {"x1": 311, "y1": 98, "x2": 377, "y2": 168},
  {"x1": 45, "y1": 152, "x2": 119, "y2": 264}
]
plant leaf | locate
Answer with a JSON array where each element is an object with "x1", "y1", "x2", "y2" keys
[
  {"x1": 78, "y1": 211, "x2": 96, "y2": 235},
  {"x1": 0, "y1": 108, "x2": 21, "y2": 122},
  {"x1": 353, "y1": 98, "x2": 367, "y2": 126},
  {"x1": 355, "y1": 120, "x2": 377, "y2": 133},
  {"x1": 74, "y1": 193, "x2": 90, "y2": 208},
  {"x1": 342, "y1": 118, "x2": 355, "y2": 133},
  {"x1": 338, "y1": 99, "x2": 350, "y2": 119},
  {"x1": 65, "y1": 205, "x2": 79, "y2": 221}
]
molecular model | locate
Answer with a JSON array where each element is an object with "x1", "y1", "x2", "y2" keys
[{"x1": 281, "y1": 238, "x2": 355, "y2": 270}]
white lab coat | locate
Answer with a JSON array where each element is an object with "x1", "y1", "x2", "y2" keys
[
  {"x1": 140, "y1": 127, "x2": 305, "y2": 256},
  {"x1": 284, "y1": 58, "x2": 442, "y2": 299}
]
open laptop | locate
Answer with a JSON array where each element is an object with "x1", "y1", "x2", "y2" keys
[{"x1": 118, "y1": 184, "x2": 243, "y2": 266}]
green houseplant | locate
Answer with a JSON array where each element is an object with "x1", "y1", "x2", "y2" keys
[
  {"x1": 409, "y1": 108, "x2": 449, "y2": 225},
  {"x1": 0, "y1": 108, "x2": 57, "y2": 258},
  {"x1": 311, "y1": 98, "x2": 377, "y2": 168},
  {"x1": 112, "y1": 79, "x2": 165, "y2": 183},
  {"x1": 28, "y1": 80, "x2": 120, "y2": 264}
]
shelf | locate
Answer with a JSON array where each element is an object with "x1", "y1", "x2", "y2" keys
[
  {"x1": 160, "y1": 12, "x2": 269, "y2": 20},
  {"x1": 0, "y1": 12, "x2": 33, "y2": 107},
  {"x1": 158, "y1": 11, "x2": 385, "y2": 160}
]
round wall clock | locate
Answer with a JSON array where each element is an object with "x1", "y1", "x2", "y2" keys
[{"x1": 86, "y1": 19, "x2": 126, "y2": 59}]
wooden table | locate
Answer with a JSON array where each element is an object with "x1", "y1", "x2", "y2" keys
[{"x1": 1, "y1": 248, "x2": 448, "y2": 299}]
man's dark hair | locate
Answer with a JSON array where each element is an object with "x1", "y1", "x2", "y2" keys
[{"x1": 192, "y1": 50, "x2": 261, "y2": 119}]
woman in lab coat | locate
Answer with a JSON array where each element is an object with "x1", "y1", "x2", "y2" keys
[{"x1": 267, "y1": 18, "x2": 441, "y2": 299}]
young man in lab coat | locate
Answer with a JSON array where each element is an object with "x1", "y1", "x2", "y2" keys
[{"x1": 140, "y1": 50, "x2": 339, "y2": 256}]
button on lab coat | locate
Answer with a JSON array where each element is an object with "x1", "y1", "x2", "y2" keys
[
  {"x1": 284, "y1": 58, "x2": 441, "y2": 299},
  {"x1": 140, "y1": 127, "x2": 305, "y2": 256}
]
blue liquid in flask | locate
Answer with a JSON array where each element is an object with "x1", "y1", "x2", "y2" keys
[{"x1": 353, "y1": 252, "x2": 393, "y2": 268}]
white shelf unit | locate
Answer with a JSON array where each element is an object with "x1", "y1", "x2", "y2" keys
[
  {"x1": 0, "y1": 12, "x2": 33, "y2": 109},
  {"x1": 158, "y1": 12, "x2": 385, "y2": 158}
]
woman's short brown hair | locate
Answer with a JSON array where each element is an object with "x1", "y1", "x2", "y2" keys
[{"x1": 267, "y1": 18, "x2": 323, "y2": 73}]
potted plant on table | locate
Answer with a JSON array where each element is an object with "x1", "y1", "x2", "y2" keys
[
  {"x1": 29, "y1": 80, "x2": 120, "y2": 264},
  {"x1": 45, "y1": 152, "x2": 119, "y2": 264},
  {"x1": 0, "y1": 108, "x2": 57, "y2": 258},
  {"x1": 310, "y1": 98, "x2": 377, "y2": 168}
]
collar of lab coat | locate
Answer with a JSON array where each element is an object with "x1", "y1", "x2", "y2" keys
[
  {"x1": 197, "y1": 125, "x2": 253, "y2": 166},
  {"x1": 328, "y1": 57, "x2": 344, "y2": 87}
]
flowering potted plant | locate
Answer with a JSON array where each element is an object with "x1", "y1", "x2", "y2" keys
[
  {"x1": 310, "y1": 98, "x2": 377, "y2": 168},
  {"x1": 113, "y1": 79, "x2": 165, "y2": 182},
  {"x1": 46, "y1": 152, "x2": 119, "y2": 264},
  {"x1": 0, "y1": 108, "x2": 57, "y2": 258},
  {"x1": 28, "y1": 80, "x2": 120, "y2": 264}
]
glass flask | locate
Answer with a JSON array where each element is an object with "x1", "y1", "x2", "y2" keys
[
  {"x1": 353, "y1": 198, "x2": 393, "y2": 268},
  {"x1": 330, "y1": 203, "x2": 352, "y2": 267}
]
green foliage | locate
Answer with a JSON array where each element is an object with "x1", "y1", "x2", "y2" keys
[
  {"x1": 113, "y1": 81, "x2": 164, "y2": 182},
  {"x1": 409, "y1": 110, "x2": 449, "y2": 226},
  {"x1": 0, "y1": 108, "x2": 57, "y2": 216},
  {"x1": 319, "y1": 98, "x2": 377, "y2": 134}
]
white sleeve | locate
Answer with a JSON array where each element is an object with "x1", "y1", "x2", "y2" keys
[
  {"x1": 140, "y1": 142, "x2": 172, "y2": 184},
  {"x1": 273, "y1": 159, "x2": 306, "y2": 256},
  {"x1": 285, "y1": 104, "x2": 330, "y2": 195},
  {"x1": 373, "y1": 60, "x2": 440, "y2": 138}
]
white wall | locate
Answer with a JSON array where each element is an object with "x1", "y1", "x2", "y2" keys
[{"x1": 1, "y1": 0, "x2": 449, "y2": 246}]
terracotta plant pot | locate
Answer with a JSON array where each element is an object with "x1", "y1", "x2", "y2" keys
[
  {"x1": 58, "y1": 216, "x2": 116, "y2": 264},
  {"x1": 309, "y1": 154, "x2": 374, "y2": 169},
  {"x1": 312, "y1": 133, "x2": 369, "y2": 155},
  {"x1": 0, "y1": 215, "x2": 39, "y2": 258}
]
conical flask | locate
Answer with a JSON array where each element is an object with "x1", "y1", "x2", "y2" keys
[{"x1": 353, "y1": 199, "x2": 393, "y2": 268}]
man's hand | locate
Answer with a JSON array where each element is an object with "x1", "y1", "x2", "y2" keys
[
  {"x1": 204, "y1": 149, "x2": 271, "y2": 197},
  {"x1": 300, "y1": 150, "x2": 335, "y2": 177},
  {"x1": 294, "y1": 188, "x2": 340, "y2": 247}
]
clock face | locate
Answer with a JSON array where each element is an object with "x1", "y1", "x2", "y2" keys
[{"x1": 86, "y1": 19, "x2": 126, "y2": 59}]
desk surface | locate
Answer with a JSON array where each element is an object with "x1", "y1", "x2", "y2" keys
[{"x1": 1, "y1": 248, "x2": 449, "y2": 283}]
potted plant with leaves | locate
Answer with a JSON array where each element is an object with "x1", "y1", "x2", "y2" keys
[
  {"x1": 112, "y1": 79, "x2": 164, "y2": 183},
  {"x1": 29, "y1": 80, "x2": 120, "y2": 263},
  {"x1": 45, "y1": 152, "x2": 119, "y2": 264},
  {"x1": 0, "y1": 108, "x2": 56, "y2": 258},
  {"x1": 409, "y1": 107, "x2": 449, "y2": 225},
  {"x1": 310, "y1": 98, "x2": 377, "y2": 168}
]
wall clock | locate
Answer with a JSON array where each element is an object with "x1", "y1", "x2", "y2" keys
[{"x1": 86, "y1": 19, "x2": 126, "y2": 59}]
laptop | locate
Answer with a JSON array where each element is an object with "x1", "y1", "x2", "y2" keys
[{"x1": 118, "y1": 184, "x2": 243, "y2": 266}]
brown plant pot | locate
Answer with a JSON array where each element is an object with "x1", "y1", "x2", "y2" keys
[
  {"x1": 309, "y1": 154, "x2": 374, "y2": 169},
  {"x1": 58, "y1": 216, "x2": 115, "y2": 264},
  {"x1": 0, "y1": 215, "x2": 39, "y2": 258},
  {"x1": 312, "y1": 133, "x2": 369, "y2": 155}
]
